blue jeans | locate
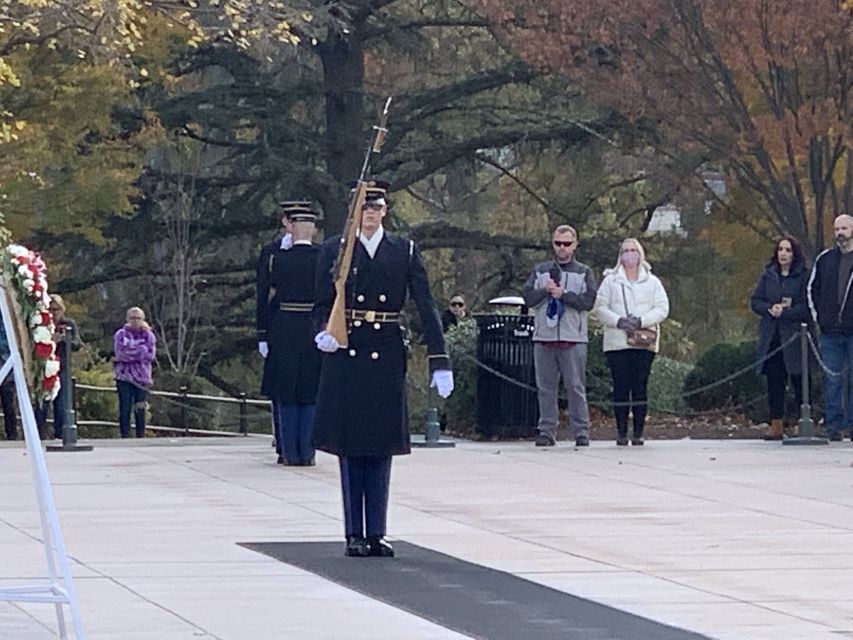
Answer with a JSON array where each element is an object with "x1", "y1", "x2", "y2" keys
[
  {"x1": 34, "y1": 392, "x2": 66, "y2": 439},
  {"x1": 117, "y1": 380, "x2": 148, "y2": 438},
  {"x1": 819, "y1": 333, "x2": 853, "y2": 435}
]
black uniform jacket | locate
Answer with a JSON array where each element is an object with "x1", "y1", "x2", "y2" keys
[
  {"x1": 312, "y1": 231, "x2": 449, "y2": 457},
  {"x1": 258, "y1": 242, "x2": 322, "y2": 404},
  {"x1": 255, "y1": 237, "x2": 280, "y2": 344}
]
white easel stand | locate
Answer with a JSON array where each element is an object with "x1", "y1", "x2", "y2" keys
[{"x1": 0, "y1": 283, "x2": 86, "y2": 639}]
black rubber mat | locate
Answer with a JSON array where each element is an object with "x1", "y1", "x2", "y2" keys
[{"x1": 241, "y1": 541, "x2": 715, "y2": 640}]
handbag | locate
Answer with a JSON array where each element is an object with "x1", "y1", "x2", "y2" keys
[{"x1": 620, "y1": 284, "x2": 657, "y2": 349}]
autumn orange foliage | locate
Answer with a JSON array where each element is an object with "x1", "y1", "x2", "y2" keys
[{"x1": 471, "y1": 0, "x2": 851, "y2": 254}]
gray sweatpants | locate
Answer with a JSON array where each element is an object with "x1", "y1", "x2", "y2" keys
[{"x1": 533, "y1": 342, "x2": 590, "y2": 438}]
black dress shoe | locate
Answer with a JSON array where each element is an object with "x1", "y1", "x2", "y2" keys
[
  {"x1": 829, "y1": 431, "x2": 843, "y2": 442},
  {"x1": 366, "y1": 536, "x2": 395, "y2": 557},
  {"x1": 616, "y1": 436, "x2": 628, "y2": 446},
  {"x1": 301, "y1": 458, "x2": 316, "y2": 466},
  {"x1": 631, "y1": 437, "x2": 644, "y2": 446},
  {"x1": 276, "y1": 454, "x2": 284, "y2": 464},
  {"x1": 575, "y1": 435, "x2": 589, "y2": 447},
  {"x1": 344, "y1": 536, "x2": 369, "y2": 557}
]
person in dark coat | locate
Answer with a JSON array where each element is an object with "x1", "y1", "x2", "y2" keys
[
  {"x1": 750, "y1": 235, "x2": 811, "y2": 440},
  {"x1": 0, "y1": 324, "x2": 17, "y2": 440},
  {"x1": 440, "y1": 294, "x2": 467, "y2": 332},
  {"x1": 257, "y1": 203, "x2": 294, "y2": 462},
  {"x1": 35, "y1": 295, "x2": 81, "y2": 439},
  {"x1": 258, "y1": 202, "x2": 321, "y2": 465},
  {"x1": 808, "y1": 213, "x2": 853, "y2": 441},
  {"x1": 312, "y1": 180, "x2": 454, "y2": 558}
]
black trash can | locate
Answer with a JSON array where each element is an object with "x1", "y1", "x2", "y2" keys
[{"x1": 475, "y1": 314, "x2": 538, "y2": 438}]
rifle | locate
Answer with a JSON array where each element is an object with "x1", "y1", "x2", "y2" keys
[{"x1": 326, "y1": 97, "x2": 392, "y2": 346}]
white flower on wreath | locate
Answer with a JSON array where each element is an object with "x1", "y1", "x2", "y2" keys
[
  {"x1": 32, "y1": 325, "x2": 51, "y2": 343},
  {"x1": 8, "y1": 245, "x2": 27, "y2": 258},
  {"x1": 17, "y1": 264, "x2": 30, "y2": 276},
  {"x1": 44, "y1": 359, "x2": 60, "y2": 377}
]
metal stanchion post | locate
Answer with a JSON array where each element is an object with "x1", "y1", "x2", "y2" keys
[
  {"x1": 180, "y1": 385, "x2": 189, "y2": 435},
  {"x1": 47, "y1": 331, "x2": 92, "y2": 452},
  {"x1": 239, "y1": 393, "x2": 248, "y2": 435},
  {"x1": 412, "y1": 388, "x2": 455, "y2": 448},
  {"x1": 784, "y1": 323, "x2": 828, "y2": 446}
]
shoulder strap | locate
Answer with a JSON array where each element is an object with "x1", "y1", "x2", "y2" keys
[{"x1": 620, "y1": 283, "x2": 630, "y2": 315}]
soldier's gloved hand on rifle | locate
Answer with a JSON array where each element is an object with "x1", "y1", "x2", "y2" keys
[
  {"x1": 616, "y1": 316, "x2": 642, "y2": 332},
  {"x1": 314, "y1": 330, "x2": 341, "y2": 353},
  {"x1": 258, "y1": 341, "x2": 269, "y2": 358},
  {"x1": 430, "y1": 369, "x2": 454, "y2": 399}
]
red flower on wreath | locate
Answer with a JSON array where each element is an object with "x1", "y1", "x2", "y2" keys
[
  {"x1": 43, "y1": 375, "x2": 59, "y2": 391},
  {"x1": 34, "y1": 342, "x2": 54, "y2": 359}
]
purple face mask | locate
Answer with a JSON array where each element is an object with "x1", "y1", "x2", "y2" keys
[{"x1": 620, "y1": 251, "x2": 640, "y2": 268}]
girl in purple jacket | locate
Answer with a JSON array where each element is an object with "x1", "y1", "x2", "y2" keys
[{"x1": 113, "y1": 307, "x2": 156, "y2": 438}]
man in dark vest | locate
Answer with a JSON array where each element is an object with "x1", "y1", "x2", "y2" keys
[
  {"x1": 257, "y1": 202, "x2": 322, "y2": 465},
  {"x1": 312, "y1": 180, "x2": 454, "y2": 557}
]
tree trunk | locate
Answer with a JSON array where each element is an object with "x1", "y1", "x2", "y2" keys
[{"x1": 318, "y1": 27, "x2": 366, "y2": 235}]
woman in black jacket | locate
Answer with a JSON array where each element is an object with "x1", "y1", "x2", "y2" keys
[{"x1": 749, "y1": 236, "x2": 810, "y2": 440}]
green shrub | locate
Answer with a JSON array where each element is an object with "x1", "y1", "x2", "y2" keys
[
  {"x1": 683, "y1": 341, "x2": 764, "y2": 419},
  {"x1": 648, "y1": 356, "x2": 693, "y2": 413},
  {"x1": 74, "y1": 361, "x2": 118, "y2": 425}
]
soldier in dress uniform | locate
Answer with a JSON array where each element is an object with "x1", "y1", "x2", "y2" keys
[
  {"x1": 312, "y1": 180, "x2": 454, "y2": 557},
  {"x1": 257, "y1": 202, "x2": 321, "y2": 465}
]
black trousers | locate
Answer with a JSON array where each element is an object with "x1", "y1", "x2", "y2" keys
[
  {"x1": 339, "y1": 456, "x2": 392, "y2": 539},
  {"x1": 1, "y1": 381, "x2": 16, "y2": 440},
  {"x1": 606, "y1": 349, "x2": 655, "y2": 437},
  {"x1": 763, "y1": 348, "x2": 803, "y2": 421}
]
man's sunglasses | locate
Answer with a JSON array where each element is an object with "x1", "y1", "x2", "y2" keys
[
  {"x1": 450, "y1": 301, "x2": 465, "y2": 308},
  {"x1": 553, "y1": 240, "x2": 575, "y2": 247},
  {"x1": 362, "y1": 202, "x2": 384, "y2": 211}
]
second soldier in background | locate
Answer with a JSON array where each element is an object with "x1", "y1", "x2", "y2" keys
[{"x1": 258, "y1": 202, "x2": 322, "y2": 465}]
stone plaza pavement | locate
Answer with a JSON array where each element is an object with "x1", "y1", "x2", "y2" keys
[{"x1": 1, "y1": 436, "x2": 852, "y2": 640}]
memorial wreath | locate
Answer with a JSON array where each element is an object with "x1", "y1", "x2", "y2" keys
[{"x1": 4, "y1": 244, "x2": 60, "y2": 403}]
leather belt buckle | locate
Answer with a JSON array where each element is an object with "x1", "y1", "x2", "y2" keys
[{"x1": 364, "y1": 310, "x2": 376, "y2": 322}]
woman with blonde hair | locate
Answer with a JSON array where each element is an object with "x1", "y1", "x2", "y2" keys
[{"x1": 594, "y1": 239, "x2": 669, "y2": 445}]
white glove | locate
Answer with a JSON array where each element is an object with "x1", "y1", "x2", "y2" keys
[
  {"x1": 280, "y1": 233, "x2": 293, "y2": 250},
  {"x1": 430, "y1": 369, "x2": 454, "y2": 399},
  {"x1": 314, "y1": 330, "x2": 341, "y2": 353},
  {"x1": 258, "y1": 341, "x2": 269, "y2": 358}
]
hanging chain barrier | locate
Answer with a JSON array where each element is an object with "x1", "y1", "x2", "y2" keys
[
  {"x1": 805, "y1": 331, "x2": 849, "y2": 378},
  {"x1": 67, "y1": 325, "x2": 832, "y2": 435},
  {"x1": 456, "y1": 332, "x2": 800, "y2": 412},
  {"x1": 73, "y1": 381, "x2": 272, "y2": 436}
]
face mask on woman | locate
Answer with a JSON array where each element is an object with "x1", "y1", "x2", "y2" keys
[{"x1": 620, "y1": 250, "x2": 640, "y2": 268}]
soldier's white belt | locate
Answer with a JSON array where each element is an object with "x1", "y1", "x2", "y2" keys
[
  {"x1": 346, "y1": 309, "x2": 400, "y2": 323},
  {"x1": 279, "y1": 302, "x2": 314, "y2": 312}
]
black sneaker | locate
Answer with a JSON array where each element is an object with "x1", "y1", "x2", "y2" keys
[
  {"x1": 575, "y1": 435, "x2": 589, "y2": 447},
  {"x1": 535, "y1": 433, "x2": 556, "y2": 447},
  {"x1": 829, "y1": 431, "x2": 843, "y2": 442}
]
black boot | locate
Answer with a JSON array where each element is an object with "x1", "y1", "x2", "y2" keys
[
  {"x1": 615, "y1": 404, "x2": 629, "y2": 446},
  {"x1": 366, "y1": 536, "x2": 395, "y2": 557},
  {"x1": 632, "y1": 405, "x2": 647, "y2": 445},
  {"x1": 344, "y1": 536, "x2": 369, "y2": 557}
]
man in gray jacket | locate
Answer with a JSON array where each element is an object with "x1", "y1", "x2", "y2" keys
[{"x1": 522, "y1": 224, "x2": 597, "y2": 447}]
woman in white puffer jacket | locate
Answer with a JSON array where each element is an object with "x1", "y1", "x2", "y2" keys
[{"x1": 594, "y1": 238, "x2": 669, "y2": 446}]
